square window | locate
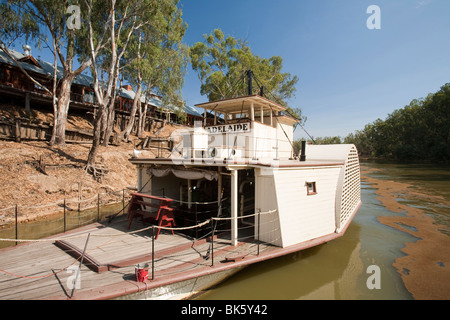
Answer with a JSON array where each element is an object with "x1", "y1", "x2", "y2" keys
[{"x1": 306, "y1": 182, "x2": 317, "y2": 195}]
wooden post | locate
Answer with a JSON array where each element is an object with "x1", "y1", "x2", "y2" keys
[
  {"x1": 15, "y1": 205, "x2": 18, "y2": 246},
  {"x1": 210, "y1": 219, "x2": 214, "y2": 267},
  {"x1": 260, "y1": 105, "x2": 263, "y2": 123},
  {"x1": 122, "y1": 189, "x2": 125, "y2": 212},
  {"x1": 97, "y1": 193, "x2": 100, "y2": 221},
  {"x1": 78, "y1": 182, "x2": 81, "y2": 212},
  {"x1": 257, "y1": 209, "x2": 261, "y2": 256},
  {"x1": 15, "y1": 118, "x2": 21, "y2": 143},
  {"x1": 187, "y1": 179, "x2": 192, "y2": 209},
  {"x1": 194, "y1": 204, "x2": 198, "y2": 239},
  {"x1": 231, "y1": 169, "x2": 238, "y2": 246},
  {"x1": 217, "y1": 167, "x2": 222, "y2": 204},
  {"x1": 152, "y1": 226, "x2": 155, "y2": 280},
  {"x1": 203, "y1": 107, "x2": 207, "y2": 126},
  {"x1": 64, "y1": 199, "x2": 66, "y2": 232},
  {"x1": 25, "y1": 92, "x2": 30, "y2": 116}
]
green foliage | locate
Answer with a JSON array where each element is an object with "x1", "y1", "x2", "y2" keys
[
  {"x1": 190, "y1": 29, "x2": 303, "y2": 121},
  {"x1": 344, "y1": 83, "x2": 450, "y2": 162},
  {"x1": 293, "y1": 83, "x2": 450, "y2": 162},
  {"x1": 292, "y1": 136, "x2": 342, "y2": 155},
  {"x1": 121, "y1": 0, "x2": 188, "y2": 107},
  {"x1": 0, "y1": 1, "x2": 40, "y2": 47},
  {"x1": 308, "y1": 136, "x2": 342, "y2": 145}
]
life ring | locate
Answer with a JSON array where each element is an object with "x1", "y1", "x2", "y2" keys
[{"x1": 208, "y1": 147, "x2": 217, "y2": 158}]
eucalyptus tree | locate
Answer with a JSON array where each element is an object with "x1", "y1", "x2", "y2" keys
[
  {"x1": 83, "y1": 0, "x2": 187, "y2": 168},
  {"x1": 118, "y1": 0, "x2": 188, "y2": 141},
  {"x1": 190, "y1": 29, "x2": 304, "y2": 123},
  {"x1": 82, "y1": 0, "x2": 140, "y2": 167},
  {"x1": 344, "y1": 83, "x2": 450, "y2": 161},
  {"x1": 0, "y1": 0, "x2": 94, "y2": 146},
  {"x1": 0, "y1": 1, "x2": 43, "y2": 91}
]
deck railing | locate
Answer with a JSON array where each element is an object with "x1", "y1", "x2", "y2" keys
[
  {"x1": 0, "y1": 187, "x2": 133, "y2": 248},
  {"x1": 175, "y1": 135, "x2": 294, "y2": 162},
  {"x1": 0, "y1": 195, "x2": 279, "y2": 285}
]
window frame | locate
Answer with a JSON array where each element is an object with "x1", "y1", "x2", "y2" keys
[{"x1": 306, "y1": 181, "x2": 317, "y2": 195}]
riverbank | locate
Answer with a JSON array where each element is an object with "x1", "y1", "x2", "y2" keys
[
  {"x1": 360, "y1": 163, "x2": 450, "y2": 300},
  {"x1": 0, "y1": 122, "x2": 183, "y2": 225}
]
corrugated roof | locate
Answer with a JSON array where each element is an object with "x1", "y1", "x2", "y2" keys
[
  {"x1": 0, "y1": 49, "x2": 94, "y2": 87},
  {"x1": 184, "y1": 105, "x2": 203, "y2": 117},
  {"x1": 0, "y1": 49, "x2": 55, "y2": 78},
  {"x1": 0, "y1": 48, "x2": 193, "y2": 113}
]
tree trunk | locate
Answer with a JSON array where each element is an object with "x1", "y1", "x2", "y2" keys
[
  {"x1": 49, "y1": 77, "x2": 72, "y2": 146},
  {"x1": 86, "y1": 105, "x2": 105, "y2": 167},
  {"x1": 102, "y1": 104, "x2": 115, "y2": 146},
  {"x1": 120, "y1": 83, "x2": 142, "y2": 141},
  {"x1": 137, "y1": 101, "x2": 147, "y2": 138}
]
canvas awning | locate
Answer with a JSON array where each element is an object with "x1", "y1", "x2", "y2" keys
[{"x1": 146, "y1": 166, "x2": 218, "y2": 181}]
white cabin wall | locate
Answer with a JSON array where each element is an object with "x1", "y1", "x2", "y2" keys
[
  {"x1": 254, "y1": 168, "x2": 283, "y2": 247},
  {"x1": 276, "y1": 122, "x2": 294, "y2": 159},
  {"x1": 273, "y1": 166, "x2": 341, "y2": 247},
  {"x1": 202, "y1": 121, "x2": 295, "y2": 161},
  {"x1": 252, "y1": 122, "x2": 276, "y2": 161},
  {"x1": 305, "y1": 144, "x2": 361, "y2": 232},
  {"x1": 207, "y1": 131, "x2": 252, "y2": 159}
]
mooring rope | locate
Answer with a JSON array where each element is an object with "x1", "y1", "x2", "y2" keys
[
  {"x1": 0, "y1": 209, "x2": 278, "y2": 280},
  {"x1": 0, "y1": 187, "x2": 131, "y2": 211},
  {"x1": 0, "y1": 209, "x2": 277, "y2": 242}
]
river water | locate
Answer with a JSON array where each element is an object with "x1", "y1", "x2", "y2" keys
[{"x1": 195, "y1": 162, "x2": 450, "y2": 300}]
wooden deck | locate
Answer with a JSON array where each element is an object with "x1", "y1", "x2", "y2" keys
[
  {"x1": 0, "y1": 210, "x2": 350, "y2": 300},
  {"x1": 0, "y1": 216, "x2": 276, "y2": 300}
]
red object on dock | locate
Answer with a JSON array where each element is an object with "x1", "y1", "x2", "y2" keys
[
  {"x1": 135, "y1": 264, "x2": 149, "y2": 282},
  {"x1": 126, "y1": 193, "x2": 176, "y2": 239}
]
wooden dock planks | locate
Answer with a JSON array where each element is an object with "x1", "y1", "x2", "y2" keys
[{"x1": 0, "y1": 216, "x2": 268, "y2": 300}]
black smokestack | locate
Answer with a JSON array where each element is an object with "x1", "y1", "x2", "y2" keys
[
  {"x1": 247, "y1": 70, "x2": 253, "y2": 96},
  {"x1": 300, "y1": 140, "x2": 306, "y2": 161}
]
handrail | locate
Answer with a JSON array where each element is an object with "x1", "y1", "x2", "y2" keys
[{"x1": 0, "y1": 209, "x2": 277, "y2": 242}]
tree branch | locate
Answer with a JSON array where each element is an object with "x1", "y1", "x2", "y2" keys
[{"x1": 0, "y1": 40, "x2": 53, "y2": 96}]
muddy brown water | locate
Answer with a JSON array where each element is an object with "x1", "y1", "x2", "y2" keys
[{"x1": 0, "y1": 202, "x2": 125, "y2": 249}]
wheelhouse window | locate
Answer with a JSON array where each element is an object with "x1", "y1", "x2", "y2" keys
[{"x1": 306, "y1": 181, "x2": 317, "y2": 195}]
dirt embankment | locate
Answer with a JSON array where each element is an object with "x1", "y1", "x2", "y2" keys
[{"x1": 0, "y1": 103, "x2": 186, "y2": 224}]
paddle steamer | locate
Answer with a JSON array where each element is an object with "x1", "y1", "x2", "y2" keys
[
  {"x1": 0, "y1": 73, "x2": 361, "y2": 300},
  {"x1": 129, "y1": 91, "x2": 361, "y2": 251}
]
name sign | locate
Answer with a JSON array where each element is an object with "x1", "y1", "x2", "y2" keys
[{"x1": 205, "y1": 122, "x2": 251, "y2": 134}]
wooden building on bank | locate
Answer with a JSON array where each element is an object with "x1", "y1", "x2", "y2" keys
[{"x1": 0, "y1": 45, "x2": 206, "y2": 133}]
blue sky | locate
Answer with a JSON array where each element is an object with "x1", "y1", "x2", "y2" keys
[{"x1": 179, "y1": 0, "x2": 450, "y2": 140}]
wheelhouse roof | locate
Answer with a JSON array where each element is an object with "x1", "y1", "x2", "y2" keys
[{"x1": 195, "y1": 95, "x2": 287, "y2": 114}]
